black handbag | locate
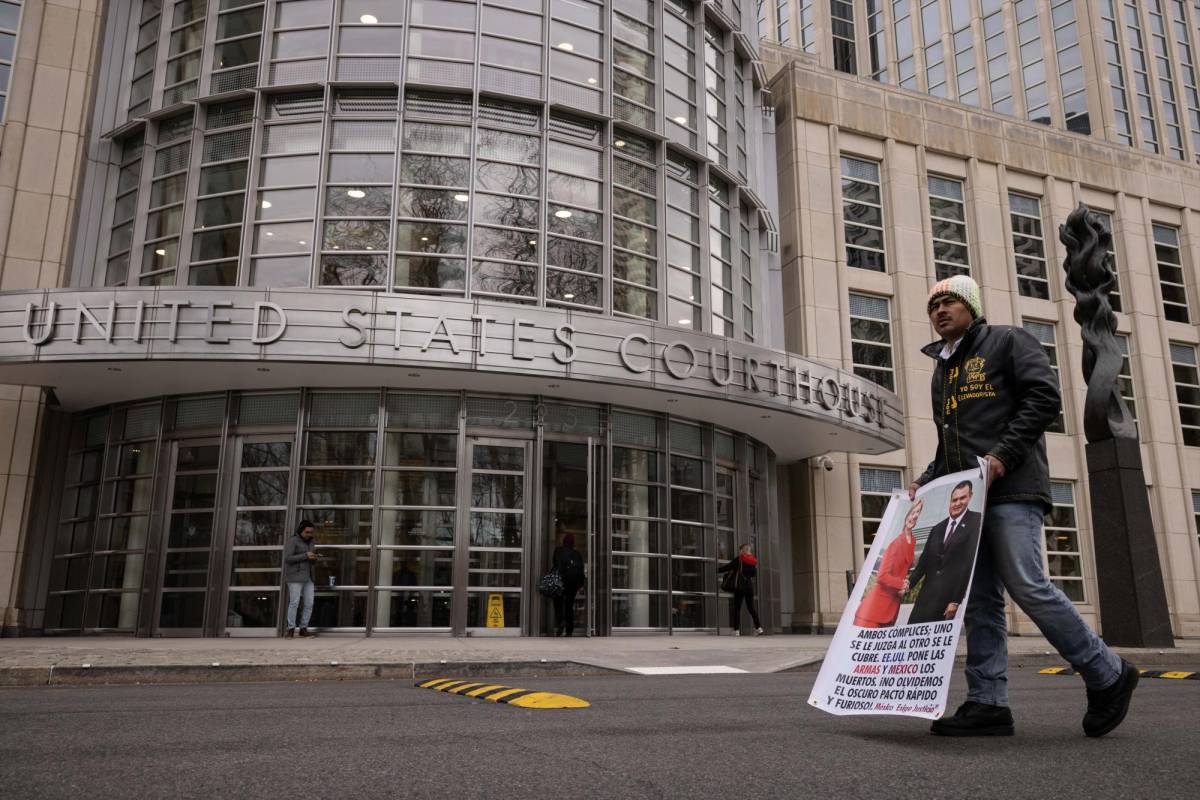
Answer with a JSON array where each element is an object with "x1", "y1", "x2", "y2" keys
[
  {"x1": 720, "y1": 562, "x2": 741, "y2": 594},
  {"x1": 537, "y1": 570, "x2": 565, "y2": 598}
]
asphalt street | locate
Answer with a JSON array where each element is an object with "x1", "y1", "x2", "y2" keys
[{"x1": 1, "y1": 668, "x2": 1195, "y2": 800}]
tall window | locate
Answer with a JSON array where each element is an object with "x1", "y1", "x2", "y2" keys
[
  {"x1": 1009, "y1": 193, "x2": 1049, "y2": 299},
  {"x1": 1015, "y1": 0, "x2": 1049, "y2": 124},
  {"x1": 860, "y1": 467, "x2": 903, "y2": 557},
  {"x1": 189, "y1": 98, "x2": 255, "y2": 286},
  {"x1": 1046, "y1": 482, "x2": 1085, "y2": 603},
  {"x1": 849, "y1": 293, "x2": 895, "y2": 391},
  {"x1": 841, "y1": 156, "x2": 886, "y2": 272},
  {"x1": 0, "y1": 1, "x2": 22, "y2": 120},
  {"x1": 704, "y1": 23, "x2": 728, "y2": 169},
  {"x1": 1092, "y1": 211, "x2": 1123, "y2": 312},
  {"x1": 1125, "y1": 0, "x2": 1160, "y2": 152},
  {"x1": 613, "y1": 130, "x2": 659, "y2": 320},
  {"x1": 921, "y1": 0, "x2": 946, "y2": 96},
  {"x1": 982, "y1": 0, "x2": 1012, "y2": 114},
  {"x1": 211, "y1": 0, "x2": 266, "y2": 94},
  {"x1": 142, "y1": 110, "x2": 196, "y2": 286},
  {"x1": 1052, "y1": 0, "x2": 1088, "y2": 133},
  {"x1": 1115, "y1": 334, "x2": 1139, "y2": 437},
  {"x1": 950, "y1": 0, "x2": 976, "y2": 104},
  {"x1": 613, "y1": 0, "x2": 656, "y2": 130},
  {"x1": 612, "y1": 412, "x2": 667, "y2": 629},
  {"x1": 1100, "y1": 0, "x2": 1134, "y2": 145},
  {"x1": 798, "y1": 2, "x2": 815, "y2": 52},
  {"x1": 831, "y1": 0, "x2": 857, "y2": 74},
  {"x1": 1022, "y1": 319, "x2": 1066, "y2": 433},
  {"x1": 666, "y1": 151, "x2": 702, "y2": 329},
  {"x1": 1154, "y1": 224, "x2": 1190, "y2": 322},
  {"x1": 663, "y1": 1, "x2": 698, "y2": 150},
  {"x1": 546, "y1": 112, "x2": 606, "y2": 310},
  {"x1": 163, "y1": 0, "x2": 207, "y2": 106},
  {"x1": 321, "y1": 89, "x2": 397, "y2": 288},
  {"x1": 867, "y1": 0, "x2": 887, "y2": 82},
  {"x1": 1170, "y1": 342, "x2": 1200, "y2": 445},
  {"x1": 929, "y1": 175, "x2": 970, "y2": 278},
  {"x1": 1192, "y1": 491, "x2": 1200, "y2": 550},
  {"x1": 895, "y1": 0, "x2": 916, "y2": 89},
  {"x1": 1168, "y1": 0, "x2": 1200, "y2": 160},
  {"x1": 776, "y1": 0, "x2": 792, "y2": 46},
  {"x1": 104, "y1": 134, "x2": 145, "y2": 287},
  {"x1": 1147, "y1": 0, "x2": 1184, "y2": 158},
  {"x1": 709, "y1": 177, "x2": 735, "y2": 337},
  {"x1": 669, "y1": 421, "x2": 712, "y2": 629},
  {"x1": 129, "y1": 1, "x2": 162, "y2": 117}
]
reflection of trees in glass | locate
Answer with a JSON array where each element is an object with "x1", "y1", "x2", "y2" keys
[
  {"x1": 547, "y1": 173, "x2": 600, "y2": 207},
  {"x1": 472, "y1": 261, "x2": 536, "y2": 297},
  {"x1": 320, "y1": 254, "x2": 386, "y2": 286},
  {"x1": 475, "y1": 194, "x2": 539, "y2": 229},
  {"x1": 474, "y1": 227, "x2": 537, "y2": 263},
  {"x1": 548, "y1": 207, "x2": 602, "y2": 241},
  {"x1": 476, "y1": 161, "x2": 540, "y2": 196},
  {"x1": 323, "y1": 220, "x2": 390, "y2": 250},
  {"x1": 233, "y1": 510, "x2": 286, "y2": 546},
  {"x1": 547, "y1": 270, "x2": 600, "y2": 306},
  {"x1": 400, "y1": 153, "x2": 469, "y2": 187},
  {"x1": 396, "y1": 188, "x2": 467, "y2": 221},
  {"x1": 478, "y1": 129, "x2": 541, "y2": 165},
  {"x1": 395, "y1": 256, "x2": 466, "y2": 290},
  {"x1": 395, "y1": 221, "x2": 466, "y2": 254},
  {"x1": 238, "y1": 471, "x2": 288, "y2": 507},
  {"x1": 241, "y1": 442, "x2": 290, "y2": 468},
  {"x1": 547, "y1": 237, "x2": 601, "y2": 273},
  {"x1": 325, "y1": 186, "x2": 391, "y2": 217}
]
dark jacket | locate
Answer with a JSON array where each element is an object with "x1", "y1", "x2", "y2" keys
[
  {"x1": 916, "y1": 318, "x2": 1059, "y2": 511},
  {"x1": 718, "y1": 555, "x2": 757, "y2": 594},
  {"x1": 553, "y1": 545, "x2": 585, "y2": 589},
  {"x1": 906, "y1": 509, "x2": 982, "y2": 624},
  {"x1": 283, "y1": 534, "x2": 316, "y2": 583}
]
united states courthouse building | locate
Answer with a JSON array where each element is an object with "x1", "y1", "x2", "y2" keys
[{"x1": 0, "y1": 1, "x2": 1197, "y2": 640}]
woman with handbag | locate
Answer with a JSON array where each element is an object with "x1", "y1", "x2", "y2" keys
[
  {"x1": 718, "y1": 543, "x2": 763, "y2": 635},
  {"x1": 550, "y1": 533, "x2": 585, "y2": 636}
]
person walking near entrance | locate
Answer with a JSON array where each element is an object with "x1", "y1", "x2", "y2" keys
[
  {"x1": 551, "y1": 533, "x2": 585, "y2": 636},
  {"x1": 910, "y1": 275, "x2": 1138, "y2": 737},
  {"x1": 719, "y1": 543, "x2": 763, "y2": 635},
  {"x1": 284, "y1": 519, "x2": 317, "y2": 638}
]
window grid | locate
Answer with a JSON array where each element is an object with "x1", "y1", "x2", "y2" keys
[
  {"x1": 866, "y1": 1, "x2": 887, "y2": 81},
  {"x1": 189, "y1": 98, "x2": 254, "y2": 287},
  {"x1": 141, "y1": 109, "x2": 197, "y2": 286},
  {"x1": 1009, "y1": 192, "x2": 1049, "y2": 299},
  {"x1": 1126, "y1": 0, "x2": 1161, "y2": 152},
  {"x1": 849, "y1": 293, "x2": 895, "y2": 391},
  {"x1": 1052, "y1": 0, "x2": 1089, "y2": 133},
  {"x1": 951, "y1": 1, "x2": 977, "y2": 105},
  {"x1": 1147, "y1": 0, "x2": 1185, "y2": 157},
  {"x1": 1153, "y1": 223, "x2": 1190, "y2": 322},
  {"x1": 1170, "y1": 341, "x2": 1200, "y2": 445},
  {"x1": 928, "y1": 174, "x2": 970, "y2": 279},
  {"x1": 129, "y1": 0, "x2": 163, "y2": 117},
  {"x1": 1046, "y1": 481, "x2": 1086, "y2": 603},
  {"x1": 1022, "y1": 319, "x2": 1067, "y2": 433},
  {"x1": 859, "y1": 466, "x2": 902, "y2": 556},
  {"x1": 1115, "y1": 333, "x2": 1140, "y2": 438},
  {"x1": 831, "y1": 0, "x2": 858, "y2": 75},
  {"x1": 666, "y1": 151, "x2": 703, "y2": 330},
  {"x1": 1192, "y1": 490, "x2": 1200, "y2": 551},
  {"x1": 1092, "y1": 210, "x2": 1124, "y2": 312},
  {"x1": 709, "y1": 177, "x2": 735, "y2": 338},
  {"x1": 1168, "y1": 0, "x2": 1200, "y2": 159},
  {"x1": 613, "y1": 0, "x2": 657, "y2": 130},
  {"x1": 1015, "y1": 0, "x2": 1049, "y2": 125},
  {"x1": 895, "y1": 0, "x2": 917, "y2": 89},
  {"x1": 921, "y1": 0, "x2": 946, "y2": 97},
  {"x1": 1101, "y1": 0, "x2": 1135, "y2": 145},
  {"x1": 162, "y1": 0, "x2": 208, "y2": 106},
  {"x1": 841, "y1": 156, "x2": 886, "y2": 272},
  {"x1": 982, "y1": 0, "x2": 1013, "y2": 114},
  {"x1": 210, "y1": 0, "x2": 265, "y2": 95},
  {"x1": 613, "y1": 129, "x2": 659, "y2": 320},
  {"x1": 104, "y1": 134, "x2": 145, "y2": 287},
  {"x1": 0, "y1": 0, "x2": 22, "y2": 121}
]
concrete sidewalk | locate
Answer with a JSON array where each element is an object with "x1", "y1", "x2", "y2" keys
[{"x1": 1, "y1": 633, "x2": 1196, "y2": 686}]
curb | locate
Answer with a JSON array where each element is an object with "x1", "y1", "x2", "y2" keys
[{"x1": 0, "y1": 660, "x2": 625, "y2": 688}]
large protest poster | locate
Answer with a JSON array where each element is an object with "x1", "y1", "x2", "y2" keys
[{"x1": 808, "y1": 462, "x2": 987, "y2": 719}]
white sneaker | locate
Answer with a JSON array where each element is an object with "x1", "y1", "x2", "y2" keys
[
  {"x1": 732, "y1": 630, "x2": 741, "y2": 636},
  {"x1": 755, "y1": 627, "x2": 765, "y2": 636}
]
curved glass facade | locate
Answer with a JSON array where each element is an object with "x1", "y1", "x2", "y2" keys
[
  {"x1": 80, "y1": 0, "x2": 770, "y2": 342},
  {"x1": 43, "y1": 390, "x2": 772, "y2": 636}
]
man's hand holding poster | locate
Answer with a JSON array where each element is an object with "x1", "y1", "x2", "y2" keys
[{"x1": 808, "y1": 461, "x2": 988, "y2": 719}]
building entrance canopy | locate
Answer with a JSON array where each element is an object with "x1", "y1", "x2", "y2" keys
[{"x1": 0, "y1": 289, "x2": 903, "y2": 462}]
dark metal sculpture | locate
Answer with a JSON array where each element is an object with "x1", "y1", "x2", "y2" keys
[
  {"x1": 1058, "y1": 204, "x2": 1137, "y2": 442},
  {"x1": 1059, "y1": 202, "x2": 1173, "y2": 647}
]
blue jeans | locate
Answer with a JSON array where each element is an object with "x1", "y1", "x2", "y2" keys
[
  {"x1": 286, "y1": 580, "x2": 314, "y2": 630},
  {"x1": 965, "y1": 502, "x2": 1121, "y2": 706}
]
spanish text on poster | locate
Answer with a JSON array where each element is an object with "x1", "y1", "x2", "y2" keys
[{"x1": 808, "y1": 463, "x2": 987, "y2": 719}]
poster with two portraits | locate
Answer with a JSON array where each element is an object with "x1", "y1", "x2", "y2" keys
[{"x1": 809, "y1": 461, "x2": 988, "y2": 719}]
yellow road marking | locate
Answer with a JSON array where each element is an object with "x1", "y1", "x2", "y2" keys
[
  {"x1": 1039, "y1": 667, "x2": 1068, "y2": 674},
  {"x1": 464, "y1": 684, "x2": 507, "y2": 697},
  {"x1": 1159, "y1": 671, "x2": 1195, "y2": 679},
  {"x1": 420, "y1": 678, "x2": 457, "y2": 689},
  {"x1": 447, "y1": 682, "x2": 487, "y2": 694},
  {"x1": 507, "y1": 691, "x2": 591, "y2": 709},
  {"x1": 480, "y1": 687, "x2": 526, "y2": 702}
]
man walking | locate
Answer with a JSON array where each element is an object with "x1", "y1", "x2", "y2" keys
[
  {"x1": 284, "y1": 519, "x2": 318, "y2": 638},
  {"x1": 906, "y1": 480, "x2": 981, "y2": 625},
  {"x1": 909, "y1": 275, "x2": 1138, "y2": 737}
]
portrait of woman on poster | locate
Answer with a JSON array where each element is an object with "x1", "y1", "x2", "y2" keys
[{"x1": 853, "y1": 498, "x2": 923, "y2": 628}]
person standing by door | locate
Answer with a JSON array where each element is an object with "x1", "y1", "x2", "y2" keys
[
  {"x1": 551, "y1": 533, "x2": 585, "y2": 636},
  {"x1": 719, "y1": 543, "x2": 763, "y2": 635},
  {"x1": 283, "y1": 519, "x2": 317, "y2": 638}
]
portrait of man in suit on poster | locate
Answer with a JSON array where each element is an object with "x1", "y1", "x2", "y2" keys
[{"x1": 904, "y1": 480, "x2": 982, "y2": 625}]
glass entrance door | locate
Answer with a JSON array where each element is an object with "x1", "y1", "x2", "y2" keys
[
  {"x1": 157, "y1": 439, "x2": 222, "y2": 633},
  {"x1": 540, "y1": 441, "x2": 594, "y2": 636},
  {"x1": 461, "y1": 439, "x2": 529, "y2": 635},
  {"x1": 223, "y1": 436, "x2": 294, "y2": 635}
]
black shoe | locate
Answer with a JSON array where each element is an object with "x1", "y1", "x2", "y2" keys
[
  {"x1": 1083, "y1": 660, "x2": 1139, "y2": 738},
  {"x1": 298, "y1": 628, "x2": 313, "y2": 638},
  {"x1": 930, "y1": 701, "x2": 1015, "y2": 737}
]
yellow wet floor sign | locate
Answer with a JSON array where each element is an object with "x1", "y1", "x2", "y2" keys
[
  {"x1": 486, "y1": 593, "x2": 504, "y2": 628},
  {"x1": 417, "y1": 678, "x2": 590, "y2": 709}
]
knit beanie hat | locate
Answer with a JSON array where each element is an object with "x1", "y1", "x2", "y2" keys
[{"x1": 927, "y1": 275, "x2": 983, "y2": 319}]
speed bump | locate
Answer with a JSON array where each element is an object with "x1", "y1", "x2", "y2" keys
[
  {"x1": 416, "y1": 678, "x2": 590, "y2": 708},
  {"x1": 1038, "y1": 667, "x2": 1198, "y2": 680}
]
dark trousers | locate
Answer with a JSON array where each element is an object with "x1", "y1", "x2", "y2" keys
[
  {"x1": 731, "y1": 590, "x2": 761, "y2": 630},
  {"x1": 554, "y1": 583, "x2": 581, "y2": 635}
]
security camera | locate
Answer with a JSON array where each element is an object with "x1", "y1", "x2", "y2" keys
[{"x1": 812, "y1": 455, "x2": 835, "y2": 472}]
